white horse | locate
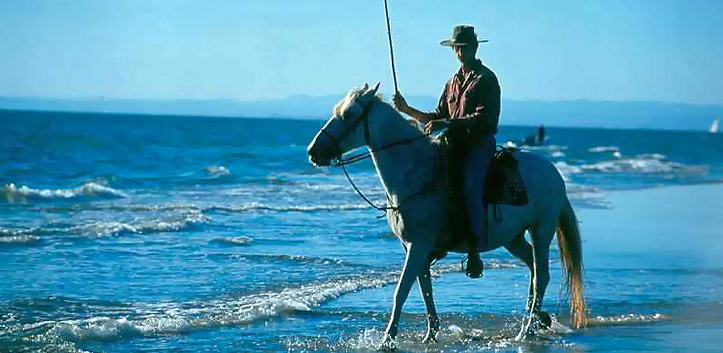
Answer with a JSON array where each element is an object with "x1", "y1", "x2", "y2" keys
[{"x1": 307, "y1": 83, "x2": 586, "y2": 348}]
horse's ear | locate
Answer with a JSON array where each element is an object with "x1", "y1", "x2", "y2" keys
[
  {"x1": 362, "y1": 82, "x2": 369, "y2": 92},
  {"x1": 370, "y1": 82, "x2": 380, "y2": 96}
]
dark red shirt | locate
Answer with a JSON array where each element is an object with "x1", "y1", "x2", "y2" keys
[{"x1": 431, "y1": 59, "x2": 501, "y2": 137}]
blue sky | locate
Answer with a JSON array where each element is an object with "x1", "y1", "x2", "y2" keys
[{"x1": 1, "y1": 0, "x2": 722, "y2": 105}]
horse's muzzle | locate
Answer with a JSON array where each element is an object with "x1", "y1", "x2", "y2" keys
[{"x1": 307, "y1": 144, "x2": 332, "y2": 167}]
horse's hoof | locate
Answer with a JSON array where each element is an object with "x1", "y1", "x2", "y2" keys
[
  {"x1": 515, "y1": 330, "x2": 537, "y2": 342},
  {"x1": 422, "y1": 321, "x2": 439, "y2": 344},
  {"x1": 539, "y1": 311, "x2": 552, "y2": 329},
  {"x1": 422, "y1": 333, "x2": 438, "y2": 344},
  {"x1": 377, "y1": 335, "x2": 396, "y2": 352},
  {"x1": 515, "y1": 322, "x2": 537, "y2": 342}
]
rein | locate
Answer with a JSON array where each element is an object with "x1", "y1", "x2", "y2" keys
[
  {"x1": 339, "y1": 159, "x2": 436, "y2": 215},
  {"x1": 331, "y1": 133, "x2": 432, "y2": 167},
  {"x1": 322, "y1": 101, "x2": 434, "y2": 213}
]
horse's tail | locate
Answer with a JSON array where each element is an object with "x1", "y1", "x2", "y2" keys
[{"x1": 556, "y1": 196, "x2": 587, "y2": 329}]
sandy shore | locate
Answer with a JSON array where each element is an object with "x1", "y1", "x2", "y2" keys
[{"x1": 578, "y1": 183, "x2": 723, "y2": 270}]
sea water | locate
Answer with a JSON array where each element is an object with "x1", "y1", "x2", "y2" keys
[{"x1": 1, "y1": 110, "x2": 722, "y2": 352}]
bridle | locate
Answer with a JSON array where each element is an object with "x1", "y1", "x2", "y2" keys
[
  {"x1": 321, "y1": 100, "x2": 434, "y2": 167},
  {"x1": 318, "y1": 99, "x2": 435, "y2": 213},
  {"x1": 320, "y1": 100, "x2": 374, "y2": 158}
]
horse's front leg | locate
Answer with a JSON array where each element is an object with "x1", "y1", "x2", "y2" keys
[
  {"x1": 417, "y1": 260, "x2": 439, "y2": 343},
  {"x1": 379, "y1": 244, "x2": 430, "y2": 350}
]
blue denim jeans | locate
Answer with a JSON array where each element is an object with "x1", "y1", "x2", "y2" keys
[{"x1": 464, "y1": 135, "x2": 496, "y2": 248}]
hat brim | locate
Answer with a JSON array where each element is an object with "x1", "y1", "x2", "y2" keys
[{"x1": 440, "y1": 39, "x2": 489, "y2": 47}]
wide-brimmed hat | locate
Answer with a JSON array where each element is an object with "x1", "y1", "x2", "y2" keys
[{"x1": 440, "y1": 25, "x2": 489, "y2": 47}]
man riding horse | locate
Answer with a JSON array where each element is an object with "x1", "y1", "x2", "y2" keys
[{"x1": 393, "y1": 25, "x2": 501, "y2": 278}]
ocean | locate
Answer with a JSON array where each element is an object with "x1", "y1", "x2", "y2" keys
[{"x1": 1, "y1": 109, "x2": 722, "y2": 352}]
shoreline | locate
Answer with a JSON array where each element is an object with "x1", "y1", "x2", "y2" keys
[{"x1": 578, "y1": 182, "x2": 723, "y2": 270}]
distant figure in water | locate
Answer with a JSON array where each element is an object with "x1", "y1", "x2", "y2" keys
[
  {"x1": 393, "y1": 25, "x2": 501, "y2": 278},
  {"x1": 522, "y1": 124, "x2": 546, "y2": 146}
]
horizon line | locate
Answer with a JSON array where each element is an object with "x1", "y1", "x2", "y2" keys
[
  {"x1": 1, "y1": 94, "x2": 722, "y2": 108},
  {"x1": 1, "y1": 107, "x2": 716, "y2": 133}
]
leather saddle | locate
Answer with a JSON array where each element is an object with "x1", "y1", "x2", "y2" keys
[
  {"x1": 482, "y1": 148, "x2": 529, "y2": 207},
  {"x1": 439, "y1": 142, "x2": 529, "y2": 209}
]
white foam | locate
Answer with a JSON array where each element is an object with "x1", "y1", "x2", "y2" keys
[
  {"x1": 213, "y1": 236, "x2": 253, "y2": 246},
  {"x1": 588, "y1": 313, "x2": 669, "y2": 326},
  {"x1": 299, "y1": 183, "x2": 349, "y2": 191},
  {"x1": 45, "y1": 274, "x2": 398, "y2": 342},
  {"x1": 0, "y1": 211, "x2": 209, "y2": 240},
  {"x1": 1, "y1": 182, "x2": 126, "y2": 203},
  {"x1": 588, "y1": 146, "x2": 620, "y2": 153},
  {"x1": 556, "y1": 154, "x2": 691, "y2": 175},
  {"x1": 580, "y1": 158, "x2": 683, "y2": 173},
  {"x1": 204, "y1": 165, "x2": 231, "y2": 176},
  {"x1": 0, "y1": 227, "x2": 33, "y2": 236},
  {"x1": 76, "y1": 211, "x2": 209, "y2": 237},
  {"x1": 554, "y1": 161, "x2": 583, "y2": 178},
  {"x1": 448, "y1": 324, "x2": 465, "y2": 338},
  {"x1": 208, "y1": 203, "x2": 370, "y2": 213},
  {"x1": 37, "y1": 263, "x2": 463, "y2": 343},
  {"x1": 345, "y1": 328, "x2": 386, "y2": 351},
  {"x1": 521, "y1": 144, "x2": 568, "y2": 152},
  {"x1": 0, "y1": 234, "x2": 39, "y2": 244},
  {"x1": 221, "y1": 253, "x2": 365, "y2": 267},
  {"x1": 39, "y1": 204, "x2": 195, "y2": 213},
  {"x1": 636, "y1": 153, "x2": 666, "y2": 160}
]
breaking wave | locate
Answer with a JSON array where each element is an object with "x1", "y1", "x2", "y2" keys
[
  {"x1": 579, "y1": 155, "x2": 684, "y2": 173},
  {"x1": 0, "y1": 212, "x2": 209, "y2": 240},
  {"x1": 1, "y1": 182, "x2": 126, "y2": 203},
  {"x1": 76, "y1": 214, "x2": 209, "y2": 237},
  {"x1": 208, "y1": 253, "x2": 379, "y2": 268},
  {"x1": 556, "y1": 155, "x2": 706, "y2": 175},
  {"x1": 207, "y1": 203, "x2": 370, "y2": 213},
  {"x1": 588, "y1": 145, "x2": 620, "y2": 153},
  {"x1": 40, "y1": 204, "x2": 201, "y2": 213},
  {"x1": 0, "y1": 234, "x2": 40, "y2": 245},
  {"x1": 40, "y1": 202, "x2": 371, "y2": 215},
  {"x1": 211, "y1": 236, "x2": 253, "y2": 246},
  {"x1": 204, "y1": 165, "x2": 231, "y2": 176},
  {"x1": 17, "y1": 265, "x2": 456, "y2": 346}
]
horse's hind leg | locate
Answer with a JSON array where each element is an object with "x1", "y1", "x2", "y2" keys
[
  {"x1": 504, "y1": 232, "x2": 534, "y2": 311},
  {"x1": 516, "y1": 220, "x2": 555, "y2": 340},
  {"x1": 417, "y1": 261, "x2": 439, "y2": 343}
]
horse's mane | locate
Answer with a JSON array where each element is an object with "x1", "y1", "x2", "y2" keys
[
  {"x1": 333, "y1": 86, "x2": 385, "y2": 119},
  {"x1": 332, "y1": 86, "x2": 436, "y2": 144}
]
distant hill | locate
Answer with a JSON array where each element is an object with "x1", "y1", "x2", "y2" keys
[{"x1": 1, "y1": 95, "x2": 720, "y2": 131}]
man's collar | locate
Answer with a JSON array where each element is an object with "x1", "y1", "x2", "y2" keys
[{"x1": 458, "y1": 59, "x2": 483, "y2": 76}]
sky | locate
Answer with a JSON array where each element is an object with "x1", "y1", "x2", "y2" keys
[{"x1": 1, "y1": 0, "x2": 722, "y2": 105}]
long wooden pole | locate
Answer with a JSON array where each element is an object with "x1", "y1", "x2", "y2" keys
[{"x1": 383, "y1": 0, "x2": 399, "y2": 93}]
